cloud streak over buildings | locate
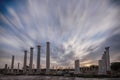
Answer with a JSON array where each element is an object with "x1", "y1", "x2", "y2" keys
[{"x1": 0, "y1": 0, "x2": 120, "y2": 68}]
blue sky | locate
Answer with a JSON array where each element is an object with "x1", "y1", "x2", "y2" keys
[{"x1": 0, "y1": 0, "x2": 120, "y2": 69}]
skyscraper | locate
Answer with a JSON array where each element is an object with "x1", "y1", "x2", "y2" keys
[
  {"x1": 46, "y1": 42, "x2": 50, "y2": 73},
  {"x1": 37, "y1": 45, "x2": 41, "y2": 72},
  {"x1": 29, "y1": 47, "x2": 34, "y2": 73}
]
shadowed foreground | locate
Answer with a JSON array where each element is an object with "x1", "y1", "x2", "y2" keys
[{"x1": 0, "y1": 76, "x2": 120, "y2": 80}]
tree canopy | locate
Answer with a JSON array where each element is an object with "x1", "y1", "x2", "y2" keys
[{"x1": 111, "y1": 62, "x2": 120, "y2": 72}]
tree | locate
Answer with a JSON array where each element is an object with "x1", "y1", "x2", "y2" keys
[{"x1": 111, "y1": 62, "x2": 120, "y2": 72}]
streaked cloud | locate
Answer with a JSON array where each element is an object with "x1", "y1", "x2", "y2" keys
[{"x1": 0, "y1": 0, "x2": 120, "y2": 68}]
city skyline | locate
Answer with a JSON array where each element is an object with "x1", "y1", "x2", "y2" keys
[{"x1": 0, "y1": 0, "x2": 120, "y2": 69}]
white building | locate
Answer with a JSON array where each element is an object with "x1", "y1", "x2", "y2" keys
[
  {"x1": 75, "y1": 59, "x2": 80, "y2": 74},
  {"x1": 98, "y1": 47, "x2": 110, "y2": 75},
  {"x1": 46, "y1": 42, "x2": 50, "y2": 73}
]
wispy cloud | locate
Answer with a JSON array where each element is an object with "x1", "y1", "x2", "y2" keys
[{"x1": 0, "y1": 0, "x2": 120, "y2": 68}]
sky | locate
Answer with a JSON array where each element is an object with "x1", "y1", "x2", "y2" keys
[{"x1": 0, "y1": 0, "x2": 120, "y2": 69}]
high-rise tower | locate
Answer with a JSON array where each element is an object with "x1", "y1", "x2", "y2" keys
[{"x1": 46, "y1": 42, "x2": 50, "y2": 73}]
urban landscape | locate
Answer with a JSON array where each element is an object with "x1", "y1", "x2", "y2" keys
[
  {"x1": 0, "y1": 0, "x2": 120, "y2": 80},
  {"x1": 0, "y1": 41, "x2": 120, "y2": 78}
]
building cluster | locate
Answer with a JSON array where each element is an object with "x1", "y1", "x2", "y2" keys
[
  {"x1": 4, "y1": 42, "x2": 50, "y2": 74},
  {"x1": 3, "y1": 42, "x2": 111, "y2": 75},
  {"x1": 98, "y1": 47, "x2": 111, "y2": 74},
  {"x1": 74, "y1": 47, "x2": 111, "y2": 75}
]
